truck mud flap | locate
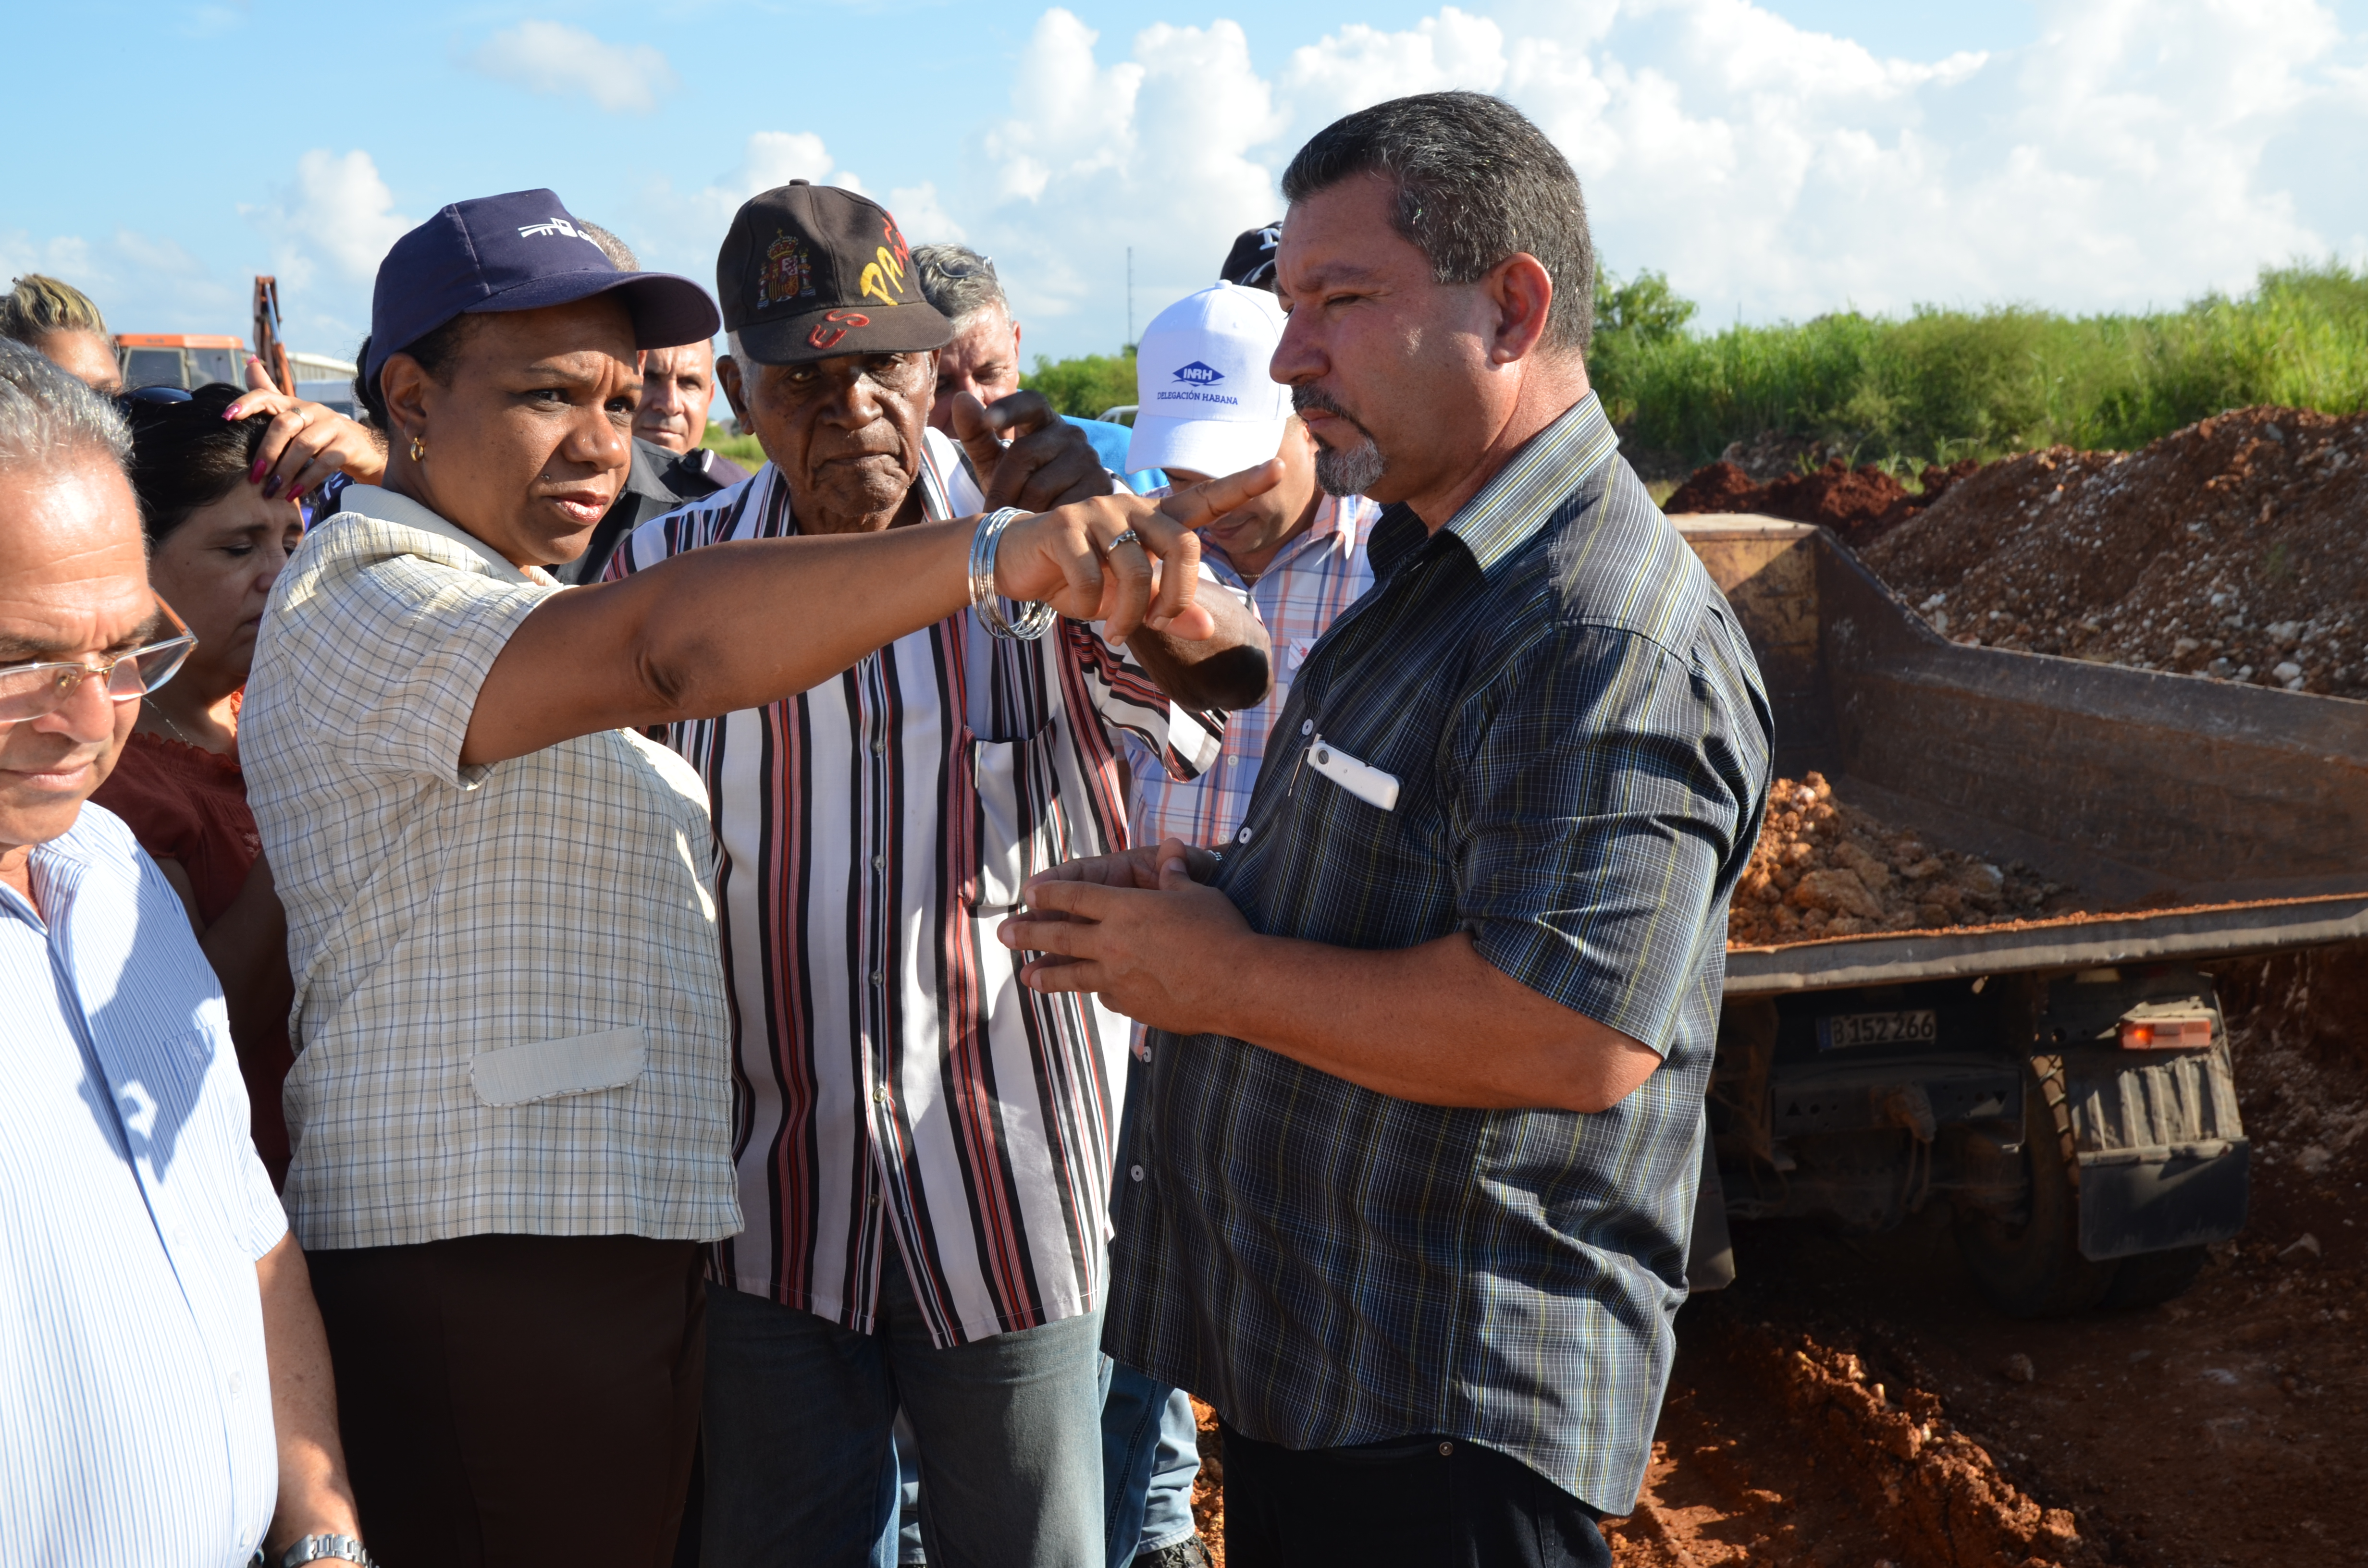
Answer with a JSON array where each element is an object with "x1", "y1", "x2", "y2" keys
[
  {"x1": 2062, "y1": 1039, "x2": 2250, "y2": 1261},
  {"x1": 2078, "y1": 1141, "x2": 2251, "y2": 1260}
]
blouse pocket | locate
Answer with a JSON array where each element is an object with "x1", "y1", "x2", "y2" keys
[{"x1": 470, "y1": 1026, "x2": 647, "y2": 1108}]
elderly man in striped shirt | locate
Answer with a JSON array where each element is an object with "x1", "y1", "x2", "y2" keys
[
  {"x1": 610, "y1": 182, "x2": 1270, "y2": 1568},
  {"x1": 0, "y1": 342, "x2": 370, "y2": 1567}
]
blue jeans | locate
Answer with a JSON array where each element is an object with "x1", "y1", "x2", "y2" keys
[
  {"x1": 1100, "y1": 1361, "x2": 1201, "y2": 1563},
  {"x1": 701, "y1": 1254, "x2": 1105, "y2": 1568}
]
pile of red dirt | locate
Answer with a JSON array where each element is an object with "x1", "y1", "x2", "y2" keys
[
  {"x1": 1727, "y1": 772, "x2": 2069, "y2": 946},
  {"x1": 1666, "y1": 456, "x2": 1982, "y2": 544},
  {"x1": 1862, "y1": 407, "x2": 2368, "y2": 700}
]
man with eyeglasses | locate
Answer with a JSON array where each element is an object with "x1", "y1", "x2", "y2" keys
[{"x1": 0, "y1": 340, "x2": 374, "y2": 1566}]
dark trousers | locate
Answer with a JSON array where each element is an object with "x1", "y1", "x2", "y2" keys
[
  {"x1": 308, "y1": 1232, "x2": 707, "y2": 1568},
  {"x1": 1221, "y1": 1424, "x2": 1611, "y2": 1568}
]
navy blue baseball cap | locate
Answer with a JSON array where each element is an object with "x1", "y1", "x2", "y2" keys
[{"x1": 364, "y1": 188, "x2": 720, "y2": 388}]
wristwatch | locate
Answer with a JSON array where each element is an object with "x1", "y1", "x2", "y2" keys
[{"x1": 251, "y1": 1535, "x2": 377, "y2": 1568}]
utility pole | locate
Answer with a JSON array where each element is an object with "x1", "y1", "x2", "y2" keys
[{"x1": 1126, "y1": 246, "x2": 1135, "y2": 348}]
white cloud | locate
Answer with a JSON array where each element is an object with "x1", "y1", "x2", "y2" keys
[
  {"x1": 468, "y1": 21, "x2": 679, "y2": 115},
  {"x1": 970, "y1": 10, "x2": 1288, "y2": 338},
  {"x1": 887, "y1": 183, "x2": 965, "y2": 244},
  {"x1": 244, "y1": 149, "x2": 411, "y2": 293},
  {"x1": 1, "y1": 226, "x2": 244, "y2": 342},
  {"x1": 940, "y1": 0, "x2": 2367, "y2": 358}
]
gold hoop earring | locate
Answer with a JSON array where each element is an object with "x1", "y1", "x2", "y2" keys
[{"x1": 409, "y1": 436, "x2": 426, "y2": 463}]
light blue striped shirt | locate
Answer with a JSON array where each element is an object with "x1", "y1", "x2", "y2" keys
[{"x1": 0, "y1": 803, "x2": 288, "y2": 1566}]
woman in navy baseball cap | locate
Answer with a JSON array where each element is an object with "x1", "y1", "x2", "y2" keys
[{"x1": 236, "y1": 187, "x2": 1266, "y2": 1564}]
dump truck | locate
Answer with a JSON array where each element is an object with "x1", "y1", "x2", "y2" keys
[{"x1": 1677, "y1": 516, "x2": 2368, "y2": 1316}]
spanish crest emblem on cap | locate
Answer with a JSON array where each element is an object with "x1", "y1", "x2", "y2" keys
[{"x1": 758, "y1": 234, "x2": 815, "y2": 311}]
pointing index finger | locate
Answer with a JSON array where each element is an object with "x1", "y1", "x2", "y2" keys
[{"x1": 1157, "y1": 459, "x2": 1285, "y2": 530}]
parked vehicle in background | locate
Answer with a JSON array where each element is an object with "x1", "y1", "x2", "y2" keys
[
  {"x1": 1678, "y1": 515, "x2": 2367, "y2": 1316},
  {"x1": 113, "y1": 335, "x2": 357, "y2": 406},
  {"x1": 115, "y1": 332, "x2": 245, "y2": 390}
]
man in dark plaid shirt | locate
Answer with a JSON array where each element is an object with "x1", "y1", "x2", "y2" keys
[{"x1": 1002, "y1": 93, "x2": 1772, "y2": 1568}]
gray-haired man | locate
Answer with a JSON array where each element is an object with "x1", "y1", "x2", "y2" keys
[
  {"x1": 0, "y1": 339, "x2": 369, "y2": 1566},
  {"x1": 915, "y1": 245, "x2": 1161, "y2": 495}
]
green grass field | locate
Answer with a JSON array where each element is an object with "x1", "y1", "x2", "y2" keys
[
  {"x1": 700, "y1": 426, "x2": 766, "y2": 466},
  {"x1": 1013, "y1": 262, "x2": 2368, "y2": 473},
  {"x1": 1592, "y1": 260, "x2": 2368, "y2": 469}
]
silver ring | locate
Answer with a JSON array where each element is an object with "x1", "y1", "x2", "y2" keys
[{"x1": 1108, "y1": 527, "x2": 1142, "y2": 551}]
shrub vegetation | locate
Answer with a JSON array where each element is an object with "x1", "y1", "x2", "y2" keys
[
  {"x1": 1588, "y1": 260, "x2": 2368, "y2": 469},
  {"x1": 1015, "y1": 263, "x2": 2368, "y2": 469},
  {"x1": 1022, "y1": 345, "x2": 1141, "y2": 420}
]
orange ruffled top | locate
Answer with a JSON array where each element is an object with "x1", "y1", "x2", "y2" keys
[{"x1": 92, "y1": 721, "x2": 293, "y2": 1184}]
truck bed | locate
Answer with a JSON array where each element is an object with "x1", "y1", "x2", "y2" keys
[{"x1": 1678, "y1": 516, "x2": 2368, "y2": 993}]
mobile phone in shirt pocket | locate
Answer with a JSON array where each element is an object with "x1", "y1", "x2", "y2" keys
[
  {"x1": 471, "y1": 1026, "x2": 647, "y2": 1108},
  {"x1": 1306, "y1": 735, "x2": 1400, "y2": 811}
]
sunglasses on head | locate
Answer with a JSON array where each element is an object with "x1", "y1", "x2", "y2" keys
[{"x1": 116, "y1": 385, "x2": 196, "y2": 408}]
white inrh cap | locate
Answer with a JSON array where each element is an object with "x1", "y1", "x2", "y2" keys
[{"x1": 1125, "y1": 282, "x2": 1291, "y2": 478}]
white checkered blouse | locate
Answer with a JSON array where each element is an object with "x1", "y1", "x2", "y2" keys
[{"x1": 241, "y1": 485, "x2": 741, "y2": 1251}]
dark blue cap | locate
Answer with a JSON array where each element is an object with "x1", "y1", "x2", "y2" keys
[{"x1": 365, "y1": 188, "x2": 720, "y2": 388}]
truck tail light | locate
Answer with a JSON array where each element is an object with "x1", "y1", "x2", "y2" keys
[{"x1": 2120, "y1": 1017, "x2": 2213, "y2": 1049}]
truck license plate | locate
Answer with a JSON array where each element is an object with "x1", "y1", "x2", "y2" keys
[{"x1": 1817, "y1": 1009, "x2": 1939, "y2": 1050}]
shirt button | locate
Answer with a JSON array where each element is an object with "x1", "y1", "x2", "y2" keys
[
  {"x1": 871, "y1": 854, "x2": 886, "y2": 870},
  {"x1": 1438, "y1": 1441, "x2": 1454, "y2": 1457},
  {"x1": 1129, "y1": 1164, "x2": 1146, "y2": 1183},
  {"x1": 871, "y1": 738, "x2": 885, "y2": 755},
  {"x1": 1225, "y1": 756, "x2": 1238, "y2": 768},
  {"x1": 228, "y1": 1370, "x2": 243, "y2": 1396},
  {"x1": 870, "y1": 970, "x2": 884, "y2": 985},
  {"x1": 1300, "y1": 720, "x2": 1314, "y2": 736},
  {"x1": 873, "y1": 1086, "x2": 890, "y2": 1105},
  {"x1": 1237, "y1": 827, "x2": 1253, "y2": 844}
]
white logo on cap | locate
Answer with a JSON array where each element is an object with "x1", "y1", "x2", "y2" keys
[{"x1": 518, "y1": 218, "x2": 598, "y2": 246}]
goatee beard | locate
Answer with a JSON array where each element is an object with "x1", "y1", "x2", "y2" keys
[
  {"x1": 1313, "y1": 440, "x2": 1384, "y2": 498},
  {"x1": 1293, "y1": 386, "x2": 1385, "y2": 498}
]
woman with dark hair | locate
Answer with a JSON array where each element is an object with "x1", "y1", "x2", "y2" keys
[
  {"x1": 235, "y1": 188, "x2": 1268, "y2": 1566},
  {"x1": 92, "y1": 381, "x2": 306, "y2": 1184}
]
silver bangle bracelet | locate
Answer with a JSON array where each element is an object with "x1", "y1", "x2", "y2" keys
[{"x1": 968, "y1": 507, "x2": 1060, "y2": 641}]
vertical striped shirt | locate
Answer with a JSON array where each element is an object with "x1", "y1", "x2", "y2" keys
[
  {"x1": 608, "y1": 429, "x2": 1223, "y2": 1347},
  {"x1": 1125, "y1": 491, "x2": 1379, "y2": 851},
  {"x1": 1106, "y1": 393, "x2": 1775, "y2": 1512},
  {"x1": 1, "y1": 805, "x2": 288, "y2": 1566}
]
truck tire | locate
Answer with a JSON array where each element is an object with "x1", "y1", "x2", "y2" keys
[
  {"x1": 1954, "y1": 1069, "x2": 2118, "y2": 1317},
  {"x1": 2099, "y1": 1244, "x2": 2209, "y2": 1311}
]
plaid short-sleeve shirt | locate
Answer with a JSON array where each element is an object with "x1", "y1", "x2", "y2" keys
[
  {"x1": 240, "y1": 486, "x2": 741, "y2": 1251},
  {"x1": 1105, "y1": 394, "x2": 1774, "y2": 1512}
]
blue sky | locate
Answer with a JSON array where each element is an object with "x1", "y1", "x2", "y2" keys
[{"x1": 9, "y1": 1, "x2": 2366, "y2": 366}]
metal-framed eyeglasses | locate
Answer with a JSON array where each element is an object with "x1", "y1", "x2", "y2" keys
[{"x1": 0, "y1": 598, "x2": 197, "y2": 727}]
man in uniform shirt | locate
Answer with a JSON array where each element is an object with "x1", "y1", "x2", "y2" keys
[
  {"x1": 610, "y1": 182, "x2": 1270, "y2": 1568},
  {"x1": 1003, "y1": 93, "x2": 1773, "y2": 1568}
]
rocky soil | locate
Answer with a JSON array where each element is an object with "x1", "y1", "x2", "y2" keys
[
  {"x1": 1861, "y1": 407, "x2": 2368, "y2": 700},
  {"x1": 1727, "y1": 772, "x2": 2067, "y2": 946},
  {"x1": 1180, "y1": 947, "x2": 2368, "y2": 1568}
]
